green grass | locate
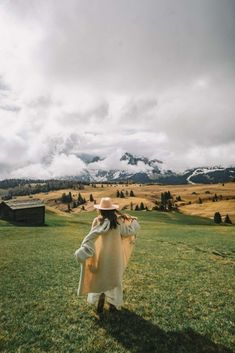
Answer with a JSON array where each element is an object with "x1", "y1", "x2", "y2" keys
[{"x1": 0, "y1": 210, "x2": 234, "y2": 353}]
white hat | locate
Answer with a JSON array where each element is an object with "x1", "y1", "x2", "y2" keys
[{"x1": 94, "y1": 197, "x2": 119, "y2": 210}]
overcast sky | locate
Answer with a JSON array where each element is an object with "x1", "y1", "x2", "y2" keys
[{"x1": 0, "y1": 0, "x2": 235, "y2": 179}]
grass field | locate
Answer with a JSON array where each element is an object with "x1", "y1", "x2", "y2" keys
[{"x1": 0, "y1": 210, "x2": 234, "y2": 353}]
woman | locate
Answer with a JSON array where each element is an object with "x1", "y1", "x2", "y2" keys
[{"x1": 74, "y1": 197, "x2": 140, "y2": 313}]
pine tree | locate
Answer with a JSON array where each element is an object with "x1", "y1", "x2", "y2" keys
[
  {"x1": 135, "y1": 204, "x2": 139, "y2": 211},
  {"x1": 72, "y1": 201, "x2": 77, "y2": 208},
  {"x1": 198, "y1": 197, "x2": 203, "y2": 204},
  {"x1": 125, "y1": 190, "x2": 129, "y2": 196},
  {"x1": 61, "y1": 193, "x2": 67, "y2": 203},
  {"x1": 116, "y1": 190, "x2": 120, "y2": 198},
  {"x1": 168, "y1": 200, "x2": 173, "y2": 211},
  {"x1": 224, "y1": 214, "x2": 232, "y2": 224},
  {"x1": 130, "y1": 190, "x2": 135, "y2": 197},
  {"x1": 130, "y1": 202, "x2": 133, "y2": 210},
  {"x1": 140, "y1": 202, "x2": 145, "y2": 210},
  {"x1": 89, "y1": 194, "x2": 94, "y2": 202},
  {"x1": 167, "y1": 191, "x2": 172, "y2": 199},
  {"x1": 214, "y1": 212, "x2": 222, "y2": 224},
  {"x1": 78, "y1": 193, "x2": 85, "y2": 205},
  {"x1": 160, "y1": 192, "x2": 168, "y2": 211},
  {"x1": 120, "y1": 191, "x2": 125, "y2": 198}
]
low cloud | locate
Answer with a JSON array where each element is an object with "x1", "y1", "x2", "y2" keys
[{"x1": 0, "y1": 0, "x2": 235, "y2": 179}]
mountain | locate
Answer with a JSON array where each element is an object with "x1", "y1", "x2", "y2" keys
[
  {"x1": 73, "y1": 152, "x2": 235, "y2": 184},
  {"x1": 77, "y1": 153, "x2": 104, "y2": 164}
]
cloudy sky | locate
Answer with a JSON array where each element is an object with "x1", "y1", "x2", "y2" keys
[{"x1": 0, "y1": 0, "x2": 235, "y2": 179}]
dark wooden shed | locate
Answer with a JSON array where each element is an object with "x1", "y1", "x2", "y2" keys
[{"x1": 0, "y1": 200, "x2": 45, "y2": 225}]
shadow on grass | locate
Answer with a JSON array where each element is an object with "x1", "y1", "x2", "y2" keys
[{"x1": 96, "y1": 309, "x2": 234, "y2": 353}]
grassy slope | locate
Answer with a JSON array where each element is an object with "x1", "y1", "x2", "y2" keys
[
  {"x1": 12, "y1": 182, "x2": 235, "y2": 223},
  {"x1": 0, "y1": 211, "x2": 234, "y2": 353}
]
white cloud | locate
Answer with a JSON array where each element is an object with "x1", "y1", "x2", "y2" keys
[
  {"x1": 10, "y1": 153, "x2": 86, "y2": 179},
  {"x1": 0, "y1": 0, "x2": 235, "y2": 179}
]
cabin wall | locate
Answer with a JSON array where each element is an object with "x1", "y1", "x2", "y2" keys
[
  {"x1": 14, "y1": 207, "x2": 45, "y2": 225},
  {"x1": 0, "y1": 204, "x2": 14, "y2": 220},
  {"x1": 0, "y1": 203, "x2": 45, "y2": 225}
]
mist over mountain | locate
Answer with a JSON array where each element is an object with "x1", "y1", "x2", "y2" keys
[
  {"x1": 61, "y1": 152, "x2": 235, "y2": 184},
  {"x1": 0, "y1": 151, "x2": 234, "y2": 184}
]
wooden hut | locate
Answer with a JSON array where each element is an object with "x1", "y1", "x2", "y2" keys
[{"x1": 0, "y1": 200, "x2": 45, "y2": 225}]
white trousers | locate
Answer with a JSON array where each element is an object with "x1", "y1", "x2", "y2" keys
[{"x1": 87, "y1": 284, "x2": 123, "y2": 310}]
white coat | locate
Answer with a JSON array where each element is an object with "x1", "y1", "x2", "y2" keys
[{"x1": 74, "y1": 216, "x2": 140, "y2": 296}]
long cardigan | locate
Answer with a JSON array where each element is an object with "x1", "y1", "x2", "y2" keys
[{"x1": 74, "y1": 216, "x2": 140, "y2": 296}]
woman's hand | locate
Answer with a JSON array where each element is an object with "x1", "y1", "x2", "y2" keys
[{"x1": 123, "y1": 213, "x2": 138, "y2": 221}]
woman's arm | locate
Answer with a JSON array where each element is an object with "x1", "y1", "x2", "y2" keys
[
  {"x1": 74, "y1": 218, "x2": 110, "y2": 263},
  {"x1": 91, "y1": 217, "x2": 99, "y2": 229},
  {"x1": 119, "y1": 218, "x2": 141, "y2": 237}
]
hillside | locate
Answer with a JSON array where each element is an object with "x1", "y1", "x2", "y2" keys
[{"x1": 12, "y1": 182, "x2": 235, "y2": 223}]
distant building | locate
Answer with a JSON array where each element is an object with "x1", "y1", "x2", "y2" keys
[{"x1": 0, "y1": 200, "x2": 45, "y2": 225}]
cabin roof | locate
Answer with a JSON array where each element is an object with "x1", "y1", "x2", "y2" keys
[{"x1": 1, "y1": 199, "x2": 44, "y2": 210}]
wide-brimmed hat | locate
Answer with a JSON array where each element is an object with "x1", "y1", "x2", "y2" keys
[{"x1": 94, "y1": 197, "x2": 119, "y2": 210}]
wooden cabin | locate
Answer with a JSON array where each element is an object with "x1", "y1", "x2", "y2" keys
[{"x1": 0, "y1": 200, "x2": 45, "y2": 225}]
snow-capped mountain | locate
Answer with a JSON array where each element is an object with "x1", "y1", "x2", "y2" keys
[
  {"x1": 73, "y1": 152, "x2": 235, "y2": 184},
  {"x1": 120, "y1": 152, "x2": 163, "y2": 168}
]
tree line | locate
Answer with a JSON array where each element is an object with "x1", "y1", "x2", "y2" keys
[{"x1": 1, "y1": 180, "x2": 87, "y2": 200}]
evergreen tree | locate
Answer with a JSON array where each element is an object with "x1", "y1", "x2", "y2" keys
[
  {"x1": 116, "y1": 190, "x2": 120, "y2": 198},
  {"x1": 89, "y1": 194, "x2": 94, "y2": 202},
  {"x1": 125, "y1": 190, "x2": 129, "y2": 196},
  {"x1": 130, "y1": 190, "x2": 135, "y2": 197},
  {"x1": 160, "y1": 192, "x2": 168, "y2": 210},
  {"x1": 214, "y1": 212, "x2": 222, "y2": 224},
  {"x1": 120, "y1": 191, "x2": 125, "y2": 198},
  {"x1": 78, "y1": 193, "x2": 85, "y2": 205},
  {"x1": 168, "y1": 200, "x2": 173, "y2": 211},
  {"x1": 135, "y1": 204, "x2": 139, "y2": 211},
  {"x1": 198, "y1": 197, "x2": 203, "y2": 204},
  {"x1": 167, "y1": 191, "x2": 172, "y2": 199},
  {"x1": 72, "y1": 201, "x2": 77, "y2": 208},
  {"x1": 224, "y1": 214, "x2": 232, "y2": 224},
  {"x1": 130, "y1": 202, "x2": 133, "y2": 210},
  {"x1": 61, "y1": 193, "x2": 67, "y2": 203},
  {"x1": 140, "y1": 202, "x2": 145, "y2": 210}
]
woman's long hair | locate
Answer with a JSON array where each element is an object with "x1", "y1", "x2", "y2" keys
[
  {"x1": 98, "y1": 209, "x2": 119, "y2": 229},
  {"x1": 98, "y1": 209, "x2": 132, "y2": 229}
]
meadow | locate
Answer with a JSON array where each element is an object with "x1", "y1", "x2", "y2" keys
[{"x1": 0, "y1": 209, "x2": 234, "y2": 353}]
